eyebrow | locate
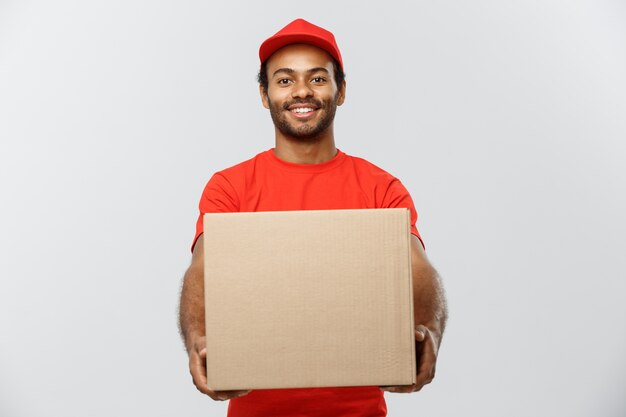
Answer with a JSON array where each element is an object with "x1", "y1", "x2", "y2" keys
[{"x1": 272, "y1": 67, "x2": 330, "y2": 78}]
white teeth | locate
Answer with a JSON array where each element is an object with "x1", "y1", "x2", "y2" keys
[{"x1": 291, "y1": 107, "x2": 314, "y2": 113}]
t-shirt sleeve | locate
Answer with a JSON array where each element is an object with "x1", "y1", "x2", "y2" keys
[
  {"x1": 382, "y1": 178, "x2": 425, "y2": 249},
  {"x1": 191, "y1": 172, "x2": 240, "y2": 252}
]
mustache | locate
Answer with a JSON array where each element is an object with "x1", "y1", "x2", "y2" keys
[{"x1": 282, "y1": 99, "x2": 323, "y2": 110}]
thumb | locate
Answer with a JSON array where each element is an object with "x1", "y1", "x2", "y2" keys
[{"x1": 415, "y1": 325, "x2": 427, "y2": 341}]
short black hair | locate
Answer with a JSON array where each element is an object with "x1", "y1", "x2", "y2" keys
[{"x1": 257, "y1": 58, "x2": 345, "y2": 92}]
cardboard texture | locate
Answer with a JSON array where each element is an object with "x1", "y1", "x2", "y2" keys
[{"x1": 203, "y1": 208, "x2": 416, "y2": 390}]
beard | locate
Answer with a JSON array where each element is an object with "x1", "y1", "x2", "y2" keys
[{"x1": 267, "y1": 95, "x2": 338, "y2": 141}]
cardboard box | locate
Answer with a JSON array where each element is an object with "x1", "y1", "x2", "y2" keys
[{"x1": 203, "y1": 208, "x2": 416, "y2": 390}]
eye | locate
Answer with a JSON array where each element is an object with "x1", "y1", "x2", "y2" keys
[
  {"x1": 277, "y1": 78, "x2": 292, "y2": 85},
  {"x1": 311, "y1": 76, "x2": 327, "y2": 84}
]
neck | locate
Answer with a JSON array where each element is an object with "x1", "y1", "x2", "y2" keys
[{"x1": 273, "y1": 128, "x2": 337, "y2": 164}]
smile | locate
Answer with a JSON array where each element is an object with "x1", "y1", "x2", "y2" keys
[{"x1": 291, "y1": 107, "x2": 315, "y2": 114}]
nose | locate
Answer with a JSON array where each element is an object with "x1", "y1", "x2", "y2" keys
[{"x1": 291, "y1": 79, "x2": 313, "y2": 99}]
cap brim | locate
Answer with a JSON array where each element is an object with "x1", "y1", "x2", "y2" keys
[{"x1": 259, "y1": 34, "x2": 342, "y2": 69}]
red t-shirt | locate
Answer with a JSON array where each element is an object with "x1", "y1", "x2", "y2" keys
[{"x1": 193, "y1": 149, "x2": 422, "y2": 417}]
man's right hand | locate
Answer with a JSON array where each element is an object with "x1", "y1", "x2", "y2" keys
[{"x1": 188, "y1": 335, "x2": 251, "y2": 401}]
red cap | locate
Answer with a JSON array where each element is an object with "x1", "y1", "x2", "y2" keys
[{"x1": 259, "y1": 18, "x2": 344, "y2": 71}]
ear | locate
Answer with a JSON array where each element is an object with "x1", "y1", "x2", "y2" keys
[
  {"x1": 336, "y1": 80, "x2": 346, "y2": 106},
  {"x1": 260, "y1": 85, "x2": 270, "y2": 109}
]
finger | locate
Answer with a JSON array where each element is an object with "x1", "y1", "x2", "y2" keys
[
  {"x1": 207, "y1": 389, "x2": 225, "y2": 401},
  {"x1": 414, "y1": 330, "x2": 437, "y2": 390},
  {"x1": 189, "y1": 351, "x2": 212, "y2": 396},
  {"x1": 415, "y1": 324, "x2": 427, "y2": 342},
  {"x1": 214, "y1": 389, "x2": 252, "y2": 400},
  {"x1": 380, "y1": 385, "x2": 417, "y2": 393},
  {"x1": 190, "y1": 351, "x2": 250, "y2": 401}
]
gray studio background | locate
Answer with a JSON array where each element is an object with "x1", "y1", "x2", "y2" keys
[{"x1": 1, "y1": 1, "x2": 625, "y2": 416}]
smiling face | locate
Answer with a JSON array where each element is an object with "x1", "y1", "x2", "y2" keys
[{"x1": 260, "y1": 44, "x2": 346, "y2": 141}]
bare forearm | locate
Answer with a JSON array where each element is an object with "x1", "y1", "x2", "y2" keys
[
  {"x1": 410, "y1": 236, "x2": 448, "y2": 345},
  {"x1": 412, "y1": 264, "x2": 448, "y2": 345},
  {"x1": 179, "y1": 265, "x2": 205, "y2": 352},
  {"x1": 179, "y1": 248, "x2": 249, "y2": 400}
]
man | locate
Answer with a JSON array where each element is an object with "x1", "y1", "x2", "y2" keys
[{"x1": 179, "y1": 18, "x2": 448, "y2": 417}]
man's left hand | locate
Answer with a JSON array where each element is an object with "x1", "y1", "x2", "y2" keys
[{"x1": 380, "y1": 324, "x2": 439, "y2": 393}]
